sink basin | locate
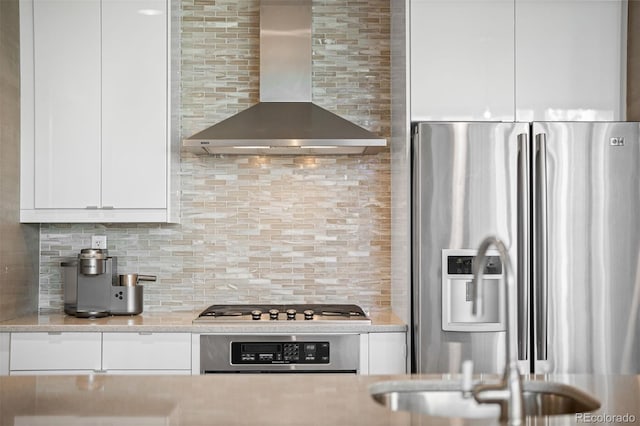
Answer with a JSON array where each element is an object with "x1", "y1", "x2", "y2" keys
[
  {"x1": 370, "y1": 380, "x2": 499, "y2": 419},
  {"x1": 369, "y1": 380, "x2": 601, "y2": 419}
]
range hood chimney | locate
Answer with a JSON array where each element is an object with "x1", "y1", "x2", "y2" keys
[{"x1": 182, "y1": 0, "x2": 387, "y2": 155}]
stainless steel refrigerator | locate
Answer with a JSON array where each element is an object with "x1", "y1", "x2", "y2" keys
[{"x1": 412, "y1": 121, "x2": 640, "y2": 375}]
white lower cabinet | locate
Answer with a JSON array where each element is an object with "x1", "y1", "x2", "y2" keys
[
  {"x1": 8, "y1": 332, "x2": 191, "y2": 375},
  {"x1": 366, "y1": 332, "x2": 407, "y2": 375},
  {"x1": 6, "y1": 331, "x2": 405, "y2": 375},
  {"x1": 10, "y1": 332, "x2": 101, "y2": 374},
  {"x1": 102, "y1": 332, "x2": 191, "y2": 374}
]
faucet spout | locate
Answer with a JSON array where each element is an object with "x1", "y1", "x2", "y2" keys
[{"x1": 471, "y1": 236, "x2": 524, "y2": 425}]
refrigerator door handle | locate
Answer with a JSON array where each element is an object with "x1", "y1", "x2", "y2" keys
[
  {"x1": 516, "y1": 132, "x2": 529, "y2": 362},
  {"x1": 534, "y1": 132, "x2": 548, "y2": 361}
]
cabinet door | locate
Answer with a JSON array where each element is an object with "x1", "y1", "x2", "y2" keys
[
  {"x1": 102, "y1": 332, "x2": 191, "y2": 372},
  {"x1": 515, "y1": 0, "x2": 626, "y2": 121},
  {"x1": 32, "y1": 0, "x2": 101, "y2": 208},
  {"x1": 368, "y1": 332, "x2": 407, "y2": 374},
  {"x1": 101, "y1": 0, "x2": 168, "y2": 209},
  {"x1": 410, "y1": 0, "x2": 515, "y2": 121},
  {"x1": 10, "y1": 332, "x2": 102, "y2": 372}
]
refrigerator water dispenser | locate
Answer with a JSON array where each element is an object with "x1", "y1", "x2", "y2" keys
[{"x1": 442, "y1": 249, "x2": 506, "y2": 332}]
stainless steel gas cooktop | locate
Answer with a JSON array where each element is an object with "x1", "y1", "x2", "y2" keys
[{"x1": 193, "y1": 303, "x2": 371, "y2": 324}]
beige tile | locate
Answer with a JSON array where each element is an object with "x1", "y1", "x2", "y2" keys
[{"x1": 38, "y1": 0, "x2": 392, "y2": 313}]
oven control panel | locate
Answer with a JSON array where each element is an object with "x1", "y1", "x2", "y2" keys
[{"x1": 231, "y1": 341, "x2": 330, "y2": 364}]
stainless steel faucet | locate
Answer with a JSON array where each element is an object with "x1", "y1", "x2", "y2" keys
[{"x1": 471, "y1": 236, "x2": 524, "y2": 425}]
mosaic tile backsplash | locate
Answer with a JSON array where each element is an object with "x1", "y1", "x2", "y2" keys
[{"x1": 38, "y1": 0, "x2": 391, "y2": 313}]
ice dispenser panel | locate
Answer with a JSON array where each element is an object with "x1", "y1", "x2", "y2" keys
[{"x1": 442, "y1": 249, "x2": 506, "y2": 332}]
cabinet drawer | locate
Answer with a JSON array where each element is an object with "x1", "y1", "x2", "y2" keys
[
  {"x1": 102, "y1": 333, "x2": 191, "y2": 371},
  {"x1": 10, "y1": 332, "x2": 101, "y2": 371}
]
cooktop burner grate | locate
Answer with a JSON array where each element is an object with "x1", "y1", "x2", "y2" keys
[{"x1": 194, "y1": 303, "x2": 370, "y2": 323}]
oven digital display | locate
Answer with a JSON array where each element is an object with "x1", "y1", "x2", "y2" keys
[
  {"x1": 241, "y1": 343, "x2": 282, "y2": 354},
  {"x1": 231, "y1": 341, "x2": 330, "y2": 364}
]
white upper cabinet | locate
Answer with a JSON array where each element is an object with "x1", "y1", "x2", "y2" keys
[
  {"x1": 32, "y1": 0, "x2": 102, "y2": 209},
  {"x1": 410, "y1": 0, "x2": 626, "y2": 122},
  {"x1": 515, "y1": 0, "x2": 626, "y2": 121},
  {"x1": 20, "y1": 0, "x2": 178, "y2": 223},
  {"x1": 101, "y1": 0, "x2": 167, "y2": 209},
  {"x1": 410, "y1": 0, "x2": 515, "y2": 121}
]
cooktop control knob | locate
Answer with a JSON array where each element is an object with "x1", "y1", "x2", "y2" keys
[
  {"x1": 269, "y1": 309, "x2": 279, "y2": 320},
  {"x1": 286, "y1": 308, "x2": 296, "y2": 320},
  {"x1": 303, "y1": 309, "x2": 314, "y2": 320},
  {"x1": 251, "y1": 309, "x2": 262, "y2": 320}
]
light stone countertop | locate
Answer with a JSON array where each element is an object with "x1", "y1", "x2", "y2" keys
[
  {"x1": 0, "y1": 310, "x2": 407, "y2": 333},
  {"x1": 0, "y1": 373, "x2": 637, "y2": 425}
]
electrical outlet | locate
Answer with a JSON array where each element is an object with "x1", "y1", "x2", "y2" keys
[{"x1": 91, "y1": 235, "x2": 107, "y2": 249}]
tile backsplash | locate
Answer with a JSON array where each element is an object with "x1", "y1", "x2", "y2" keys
[{"x1": 38, "y1": 0, "x2": 391, "y2": 313}]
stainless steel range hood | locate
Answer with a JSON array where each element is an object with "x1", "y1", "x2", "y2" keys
[{"x1": 182, "y1": 0, "x2": 386, "y2": 155}]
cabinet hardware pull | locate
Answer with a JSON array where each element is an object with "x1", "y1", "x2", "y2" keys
[{"x1": 86, "y1": 206, "x2": 98, "y2": 209}]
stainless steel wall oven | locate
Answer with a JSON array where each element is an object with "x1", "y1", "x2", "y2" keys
[{"x1": 200, "y1": 334, "x2": 360, "y2": 374}]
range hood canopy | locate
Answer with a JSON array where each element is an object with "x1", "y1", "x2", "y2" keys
[{"x1": 182, "y1": 0, "x2": 386, "y2": 155}]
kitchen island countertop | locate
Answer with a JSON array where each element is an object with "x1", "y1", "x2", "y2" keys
[
  {"x1": 0, "y1": 310, "x2": 407, "y2": 333},
  {"x1": 0, "y1": 373, "x2": 637, "y2": 425}
]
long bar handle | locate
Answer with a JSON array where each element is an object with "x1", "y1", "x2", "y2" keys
[
  {"x1": 534, "y1": 132, "x2": 548, "y2": 361},
  {"x1": 516, "y1": 132, "x2": 530, "y2": 361},
  {"x1": 137, "y1": 275, "x2": 157, "y2": 282}
]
